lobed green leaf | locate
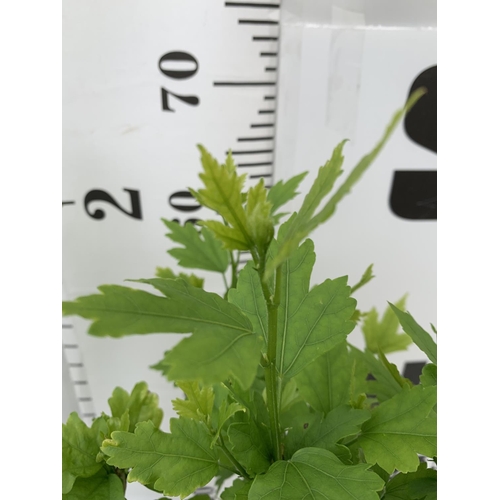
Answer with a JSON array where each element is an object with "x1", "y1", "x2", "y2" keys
[
  {"x1": 248, "y1": 447, "x2": 385, "y2": 500},
  {"x1": 102, "y1": 419, "x2": 219, "y2": 499},
  {"x1": 358, "y1": 385, "x2": 437, "y2": 474}
]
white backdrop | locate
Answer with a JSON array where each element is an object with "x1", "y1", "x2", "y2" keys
[{"x1": 63, "y1": 3, "x2": 436, "y2": 497}]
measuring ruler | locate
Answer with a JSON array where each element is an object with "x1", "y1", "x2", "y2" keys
[{"x1": 63, "y1": 0, "x2": 437, "y2": 454}]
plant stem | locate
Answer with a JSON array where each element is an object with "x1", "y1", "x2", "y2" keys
[
  {"x1": 218, "y1": 435, "x2": 251, "y2": 480},
  {"x1": 263, "y1": 264, "x2": 282, "y2": 461}
]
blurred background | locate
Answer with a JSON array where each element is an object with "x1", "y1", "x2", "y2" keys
[{"x1": 62, "y1": 1, "x2": 436, "y2": 496}]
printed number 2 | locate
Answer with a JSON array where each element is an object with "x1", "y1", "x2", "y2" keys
[{"x1": 159, "y1": 51, "x2": 199, "y2": 112}]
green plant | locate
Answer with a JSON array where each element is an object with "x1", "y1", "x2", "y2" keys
[{"x1": 62, "y1": 89, "x2": 437, "y2": 500}]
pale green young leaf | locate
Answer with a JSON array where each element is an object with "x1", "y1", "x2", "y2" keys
[
  {"x1": 267, "y1": 171, "x2": 308, "y2": 213},
  {"x1": 163, "y1": 219, "x2": 229, "y2": 273},
  {"x1": 350, "y1": 264, "x2": 375, "y2": 294},
  {"x1": 294, "y1": 342, "x2": 353, "y2": 415},
  {"x1": 227, "y1": 413, "x2": 273, "y2": 476},
  {"x1": 228, "y1": 262, "x2": 268, "y2": 345},
  {"x1": 211, "y1": 399, "x2": 246, "y2": 446},
  {"x1": 265, "y1": 90, "x2": 425, "y2": 280},
  {"x1": 420, "y1": 363, "x2": 437, "y2": 387},
  {"x1": 245, "y1": 179, "x2": 274, "y2": 254},
  {"x1": 108, "y1": 381, "x2": 163, "y2": 431},
  {"x1": 362, "y1": 296, "x2": 412, "y2": 354},
  {"x1": 62, "y1": 469, "x2": 125, "y2": 500},
  {"x1": 172, "y1": 381, "x2": 215, "y2": 423},
  {"x1": 192, "y1": 146, "x2": 251, "y2": 249},
  {"x1": 221, "y1": 478, "x2": 252, "y2": 500},
  {"x1": 102, "y1": 419, "x2": 219, "y2": 499},
  {"x1": 305, "y1": 89, "x2": 426, "y2": 233},
  {"x1": 62, "y1": 413, "x2": 105, "y2": 493},
  {"x1": 358, "y1": 385, "x2": 437, "y2": 474},
  {"x1": 201, "y1": 220, "x2": 250, "y2": 251},
  {"x1": 265, "y1": 141, "x2": 347, "y2": 276},
  {"x1": 248, "y1": 447, "x2": 384, "y2": 500},
  {"x1": 383, "y1": 462, "x2": 437, "y2": 500},
  {"x1": 155, "y1": 266, "x2": 204, "y2": 288},
  {"x1": 389, "y1": 303, "x2": 437, "y2": 364},
  {"x1": 277, "y1": 274, "x2": 356, "y2": 378}
]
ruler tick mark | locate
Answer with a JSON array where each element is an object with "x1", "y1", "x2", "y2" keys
[
  {"x1": 265, "y1": 67, "x2": 277, "y2": 72},
  {"x1": 62, "y1": 324, "x2": 73, "y2": 329},
  {"x1": 264, "y1": 95, "x2": 276, "y2": 100},
  {"x1": 260, "y1": 52, "x2": 278, "y2": 56},
  {"x1": 251, "y1": 123, "x2": 275, "y2": 128},
  {"x1": 228, "y1": 149, "x2": 273, "y2": 155},
  {"x1": 253, "y1": 36, "x2": 279, "y2": 41},
  {"x1": 63, "y1": 344, "x2": 79, "y2": 349},
  {"x1": 239, "y1": 19, "x2": 279, "y2": 25},
  {"x1": 238, "y1": 161, "x2": 273, "y2": 167},
  {"x1": 74, "y1": 381, "x2": 88, "y2": 385},
  {"x1": 237, "y1": 136, "x2": 274, "y2": 142},
  {"x1": 225, "y1": 2, "x2": 281, "y2": 7},
  {"x1": 68, "y1": 363, "x2": 84, "y2": 368},
  {"x1": 258, "y1": 110, "x2": 275, "y2": 114},
  {"x1": 62, "y1": 201, "x2": 75, "y2": 206},
  {"x1": 213, "y1": 81, "x2": 276, "y2": 87},
  {"x1": 78, "y1": 397, "x2": 92, "y2": 402}
]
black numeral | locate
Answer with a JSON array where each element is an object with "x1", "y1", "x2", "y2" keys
[
  {"x1": 159, "y1": 51, "x2": 200, "y2": 112},
  {"x1": 84, "y1": 189, "x2": 142, "y2": 220}
]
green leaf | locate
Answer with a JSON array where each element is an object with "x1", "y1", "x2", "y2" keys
[
  {"x1": 102, "y1": 419, "x2": 219, "y2": 499},
  {"x1": 221, "y1": 478, "x2": 252, "y2": 500},
  {"x1": 62, "y1": 412, "x2": 105, "y2": 494},
  {"x1": 62, "y1": 469, "x2": 125, "y2": 500},
  {"x1": 192, "y1": 146, "x2": 252, "y2": 251},
  {"x1": 155, "y1": 266, "x2": 204, "y2": 288},
  {"x1": 245, "y1": 178, "x2": 274, "y2": 254},
  {"x1": 265, "y1": 141, "x2": 346, "y2": 277},
  {"x1": 228, "y1": 262, "x2": 268, "y2": 345},
  {"x1": 211, "y1": 399, "x2": 246, "y2": 446},
  {"x1": 294, "y1": 342, "x2": 353, "y2": 415},
  {"x1": 383, "y1": 462, "x2": 437, "y2": 500},
  {"x1": 108, "y1": 381, "x2": 163, "y2": 431},
  {"x1": 150, "y1": 351, "x2": 171, "y2": 378},
  {"x1": 358, "y1": 385, "x2": 437, "y2": 473},
  {"x1": 163, "y1": 219, "x2": 229, "y2": 273},
  {"x1": 248, "y1": 447, "x2": 385, "y2": 500},
  {"x1": 265, "y1": 89, "x2": 425, "y2": 280},
  {"x1": 282, "y1": 404, "x2": 369, "y2": 462},
  {"x1": 350, "y1": 264, "x2": 375, "y2": 294},
  {"x1": 349, "y1": 346, "x2": 403, "y2": 403},
  {"x1": 267, "y1": 171, "x2": 308, "y2": 214},
  {"x1": 64, "y1": 279, "x2": 261, "y2": 388},
  {"x1": 389, "y1": 303, "x2": 437, "y2": 364},
  {"x1": 275, "y1": 236, "x2": 356, "y2": 378},
  {"x1": 227, "y1": 413, "x2": 273, "y2": 476},
  {"x1": 362, "y1": 296, "x2": 412, "y2": 354},
  {"x1": 172, "y1": 381, "x2": 215, "y2": 423},
  {"x1": 305, "y1": 405, "x2": 371, "y2": 452},
  {"x1": 420, "y1": 363, "x2": 437, "y2": 387}
]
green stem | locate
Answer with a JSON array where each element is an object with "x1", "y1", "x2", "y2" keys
[
  {"x1": 218, "y1": 435, "x2": 251, "y2": 480},
  {"x1": 263, "y1": 264, "x2": 282, "y2": 461}
]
